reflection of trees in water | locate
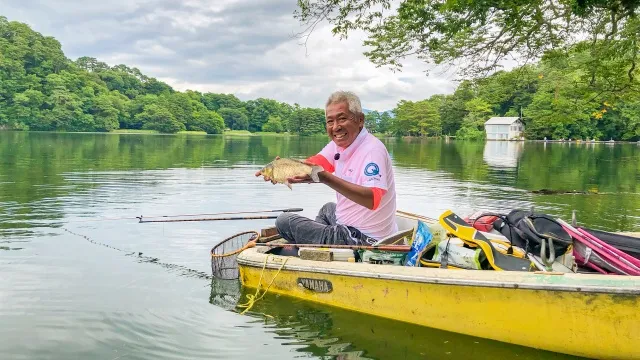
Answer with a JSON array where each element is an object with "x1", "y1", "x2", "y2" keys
[
  {"x1": 207, "y1": 281, "x2": 370, "y2": 359},
  {"x1": 4, "y1": 132, "x2": 640, "y2": 239},
  {"x1": 0, "y1": 132, "x2": 328, "y2": 241}
]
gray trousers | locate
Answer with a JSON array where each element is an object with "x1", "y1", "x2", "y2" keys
[{"x1": 275, "y1": 202, "x2": 375, "y2": 246}]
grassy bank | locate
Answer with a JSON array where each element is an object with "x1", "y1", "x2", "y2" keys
[
  {"x1": 111, "y1": 129, "x2": 209, "y2": 135},
  {"x1": 223, "y1": 130, "x2": 294, "y2": 137}
]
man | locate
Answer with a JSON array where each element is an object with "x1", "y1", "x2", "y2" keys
[{"x1": 256, "y1": 90, "x2": 397, "y2": 246}]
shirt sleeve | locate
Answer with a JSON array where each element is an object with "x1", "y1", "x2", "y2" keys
[{"x1": 358, "y1": 148, "x2": 390, "y2": 191}]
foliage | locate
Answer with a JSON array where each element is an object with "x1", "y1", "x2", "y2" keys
[
  {"x1": 0, "y1": 17, "x2": 326, "y2": 136},
  {"x1": 2, "y1": 16, "x2": 639, "y2": 140},
  {"x1": 288, "y1": 107, "x2": 326, "y2": 135},
  {"x1": 295, "y1": 0, "x2": 639, "y2": 79},
  {"x1": 262, "y1": 115, "x2": 285, "y2": 133},
  {"x1": 137, "y1": 104, "x2": 184, "y2": 133},
  {"x1": 384, "y1": 42, "x2": 639, "y2": 140}
]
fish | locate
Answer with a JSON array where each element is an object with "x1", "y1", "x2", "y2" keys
[{"x1": 258, "y1": 158, "x2": 324, "y2": 190}]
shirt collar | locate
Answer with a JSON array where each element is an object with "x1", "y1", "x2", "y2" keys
[{"x1": 335, "y1": 127, "x2": 368, "y2": 162}]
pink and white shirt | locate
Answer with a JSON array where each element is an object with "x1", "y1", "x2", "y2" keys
[{"x1": 307, "y1": 128, "x2": 398, "y2": 240}]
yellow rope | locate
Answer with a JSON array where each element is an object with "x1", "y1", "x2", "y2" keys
[{"x1": 237, "y1": 255, "x2": 289, "y2": 315}]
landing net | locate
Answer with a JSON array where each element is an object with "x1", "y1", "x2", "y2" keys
[{"x1": 211, "y1": 231, "x2": 260, "y2": 280}]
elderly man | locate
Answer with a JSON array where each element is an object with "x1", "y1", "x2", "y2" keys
[{"x1": 257, "y1": 91, "x2": 397, "y2": 246}]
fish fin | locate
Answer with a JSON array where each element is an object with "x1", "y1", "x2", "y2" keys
[
  {"x1": 285, "y1": 180, "x2": 293, "y2": 190},
  {"x1": 310, "y1": 165, "x2": 323, "y2": 183}
]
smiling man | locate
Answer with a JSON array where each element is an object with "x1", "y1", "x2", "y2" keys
[{"x1": 264, "y1": 91, "x2": 398, "y2": 246}]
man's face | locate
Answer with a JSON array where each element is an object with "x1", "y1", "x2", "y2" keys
[{"x1": 325, "y1": 101, "x2": 364, "y2": 148}]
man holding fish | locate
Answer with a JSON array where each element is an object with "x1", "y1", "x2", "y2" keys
[{"x1": 255, "y1": 91, "x2": 398, "y2": 246}]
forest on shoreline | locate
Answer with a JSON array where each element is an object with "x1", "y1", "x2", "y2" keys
[{"x1": 1, "y1": 15, "x2": 638, "y2": 141}]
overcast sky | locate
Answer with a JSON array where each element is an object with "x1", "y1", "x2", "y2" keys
[{"x1": 1, "y1": 0, "x2": 460, "y2": 111}]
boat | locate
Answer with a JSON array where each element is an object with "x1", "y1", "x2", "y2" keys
[{"x1": 235, "y1": 210, "x2": 640, "y2": 360}]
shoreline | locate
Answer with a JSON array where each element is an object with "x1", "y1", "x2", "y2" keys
[{"x1": 1, "y1": 129, "x2": 639, "y2": 143}]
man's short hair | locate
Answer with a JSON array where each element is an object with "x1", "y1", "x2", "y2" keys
[{"x1": 325, "y1": 91, "x2": 363, "y2": 116}]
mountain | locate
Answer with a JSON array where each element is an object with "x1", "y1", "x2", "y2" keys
[{"x1": 363, "y1": 108, "x2": 395, "y2": 117}]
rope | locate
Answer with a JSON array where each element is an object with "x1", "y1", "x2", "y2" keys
[
  {"x1": 63, "y1": 228, "x2": 128, "y2": 253},
  {"x1": 63, "y1": 227, "x2": 212, "y2": 280},
  {"x1": 236, "y1": 255, "x2": 289, "y2": 315}
]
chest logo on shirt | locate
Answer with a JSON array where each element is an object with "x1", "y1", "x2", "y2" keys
[{"x1": 364, "y1": 162, "x2": 380, "y2": 176}]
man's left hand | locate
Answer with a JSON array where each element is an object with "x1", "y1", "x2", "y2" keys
[{"x1": 287, "y1": 174, "x2": 313, "y2": 184}]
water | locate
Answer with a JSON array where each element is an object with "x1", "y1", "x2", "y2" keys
[{"x1": 2, "y1": 131, "x2": 638, "y2": 359}]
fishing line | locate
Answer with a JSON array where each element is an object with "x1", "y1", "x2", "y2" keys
[{"x1": 62, "y1": 227, "x2": 212, "y2": 280}]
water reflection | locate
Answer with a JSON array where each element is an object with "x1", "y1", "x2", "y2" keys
[
  {"x1": 483, "y1": 141, "x2": 524, "y2": 169},
  {"x1": 2, "y1": 132, "x2": 640, "y2": 246},
  {"x1": 1, "y1": 131, "x2": 631, "y2": 359},
  {"x1": 208, "y1": 279, "x2": 586, "y2": 360}
]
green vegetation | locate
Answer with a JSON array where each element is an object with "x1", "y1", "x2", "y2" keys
[
  {"x1": 299, "y1": 0, "x2": 640, "y2": 141},
  {"x1": 0, "y1": 16, "x2": 326, "y2": 135},
  {"x1": 2, "y1": 9, "x2": 639, "y2": 140}
]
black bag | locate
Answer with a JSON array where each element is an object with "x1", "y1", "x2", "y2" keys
[{"x1": 492, "y1": 209, "x2": 573, "y2": 258}]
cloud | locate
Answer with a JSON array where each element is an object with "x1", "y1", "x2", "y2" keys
[{"x1": 1, "y1": 0, "x2": 459, "y2": 110}]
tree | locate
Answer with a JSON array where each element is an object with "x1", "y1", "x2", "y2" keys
[
  {"x1": 455, "y1": 98, "x2": 493, "y2": 140},
  {"x1": 365, "y1": 111, "x2": 381, "y2": 133},
  {"x1": 218, "y1": 107, "x2": 249, "y2": 130},
  {"x1": 378, "y1": 112, "x2": 393, "y2": 134},
  {"x1": 288, "y1": 107, "x2": 325, "y2": 135},
  {"x1": 189, "y1": 109, "x2": 225, "y2": 134},
  {"x1": 295, "y1": 0, "x2": 640, "y2": 79},
  {"x1": 262, "y1": 115, "x2": 285, "y2": 133},
  {"x1": 201, "y1": 93, "x2": 244, "y2": 111},
  {"x1": 137, "y1": 104, "x2": 184, "y2": 133}
]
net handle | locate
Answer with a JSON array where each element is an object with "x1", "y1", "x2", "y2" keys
[{"x1": 210, "y1": 231, "x2": 261, "y2": 258}]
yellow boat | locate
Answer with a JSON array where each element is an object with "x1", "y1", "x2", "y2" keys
[{"x1": 236, "y1": 211, "x2": 640, "y2": 360}]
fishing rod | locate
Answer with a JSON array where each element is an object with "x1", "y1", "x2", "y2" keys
[
  {"x1": 138, "y1": 214, "x2": 284, "y2": 223},
  {"x1": 210, "y1": 241, "x2": 411, "y2": 257},
  {"x1": 64, "y1": 208, "x2": 303, "y2": 224},
  {"x1": 138, "y1": 208, "x2": 303, "y2": 220},
  {"x1": 255, "y1": 243, "x2": 411, "y2": 252}
]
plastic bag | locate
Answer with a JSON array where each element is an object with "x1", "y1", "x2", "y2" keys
[{"x1": 405, "y1": 220, "x2": 434, "y2": 266}]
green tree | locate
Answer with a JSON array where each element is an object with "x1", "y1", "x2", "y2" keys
[
  {"x1": 455, "y1": 98, "x2": 493, "y2": 140},
  {"x1": 262, "y1": 115, "x2": 285, "y2": 133},
  {"x1": 295, "y1": 0, "x2": 640, "y2": 79},
  {"x1": 218, "y1": 107, "x2": 249, "y2": 130},
  {"x1": 365, "y1": 111, "x2": 380, "y2": 133},
  {"x1": 189, "y1": 108, "x2": 225, "y2": 134},
  {"x1": 201, "y1": 93, "x2": 244, "y2": 111},
  {"x1": 289, "y1": 107, "x2": 325, "y2": 135},
  {"x1": 137, "y1": 104, "x2": 185, "y2": 133}
]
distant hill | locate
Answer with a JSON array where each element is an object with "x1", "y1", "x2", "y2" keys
[{"x1": 363, "y1": 108, "x2": 395, "y2": 117}]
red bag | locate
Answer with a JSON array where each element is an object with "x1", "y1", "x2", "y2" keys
[{"x1": 464, "y1": 211, "x2": 499, "y2": 233}]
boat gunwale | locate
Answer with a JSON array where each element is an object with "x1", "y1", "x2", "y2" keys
[{"x1": 237, "y1": 249, "x2": 640, "y2": 296}]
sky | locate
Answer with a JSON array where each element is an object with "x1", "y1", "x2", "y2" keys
[{"x1": 1, "y1": 0, "x2": 460, "y2": 111}]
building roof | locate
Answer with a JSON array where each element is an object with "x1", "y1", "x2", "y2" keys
[{"x1": 484, "y1": 117, "x2": 521, "y2": 125}]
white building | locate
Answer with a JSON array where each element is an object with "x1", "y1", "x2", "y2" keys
[{"x1": 484, "y1": 117, "x2": 524, "y2": 141}]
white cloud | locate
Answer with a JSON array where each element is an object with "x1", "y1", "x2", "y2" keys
[{"x1": 1, "y1": 0, "x2": 461, "y2": 110}]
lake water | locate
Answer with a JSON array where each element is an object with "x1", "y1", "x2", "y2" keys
[{"x1": 2, "y1": 131, "x2": 638, "y2": 360}]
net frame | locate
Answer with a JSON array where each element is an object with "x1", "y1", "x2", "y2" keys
[{"x1": 211, "y1": 230, "x2": 260, "y2": 279}]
